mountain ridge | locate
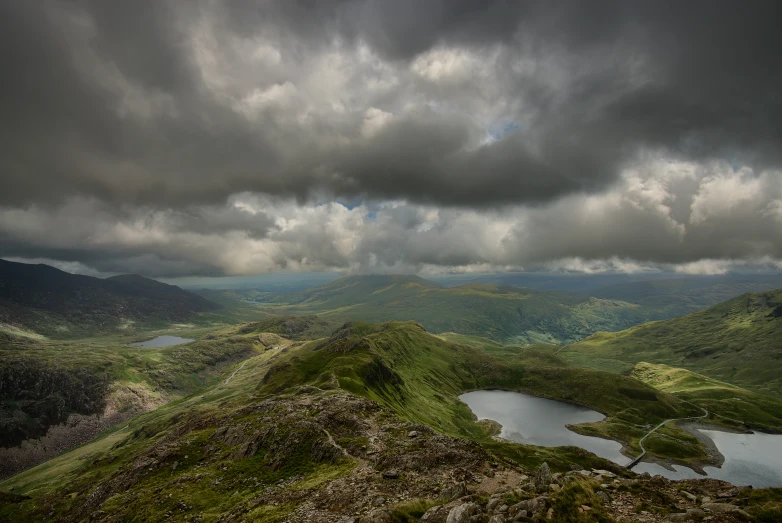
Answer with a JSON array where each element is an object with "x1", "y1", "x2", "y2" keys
[
  {"x1": 563, "y1": 288, "x2": 782, "y2": 397},
  {"x1": 0, "y1": 259, "x2": 220, "y2": 337}
]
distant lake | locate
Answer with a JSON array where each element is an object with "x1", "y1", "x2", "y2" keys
[
  {"x1": 460, "y1": 390, "x2": 628, "y2": 465},
  {"x1": 129, "y1": 335, "x2": 194, "y2": 348},
  {"x1": 460, "y1": 389, "x2": 782, "y2": 487}
]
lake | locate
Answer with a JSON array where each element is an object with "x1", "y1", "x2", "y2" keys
[
  {"x1": 129, "y1": 335, "x2": 194, "y2": 348},
  {"x1": 459, "y1": 390, "x2": 628, "y2": 465},
  {"x1": 633, "y1": 429, "x2": 782, "y2": 487},
  {"x1": 460, "y1": 389, "x2": 782, "y2": 487}
]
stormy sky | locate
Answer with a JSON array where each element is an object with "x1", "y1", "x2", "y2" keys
[{"x1": 1, "y1": 0, "x2": 782, "y2": 277}]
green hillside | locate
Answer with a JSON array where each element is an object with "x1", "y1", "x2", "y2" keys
[
  {"x1": 561, "y1": 289, "x2": 782, "y2": 397},
  {"x1": 0, "y1": 326, "x2": 263, "y2": 478},
  {"x1": 258, "y1": 274, "x2": 656, "y2": 345},
  {"x1": 630, "y1": 362, "x2": 782, "y2": 433}
]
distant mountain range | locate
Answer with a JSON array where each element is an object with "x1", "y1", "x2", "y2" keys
[
  {"x1": 563, "y1": 288, "x2": 782, "y2": 397},
  {"x1": 233, "y1": 273, "x2": 782, "y2": 345},
  {"x1": 0, "y1": 259, "x2": 219, "y2": 337}
]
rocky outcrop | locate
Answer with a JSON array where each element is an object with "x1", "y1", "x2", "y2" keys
[
  {"x1": 2, "y1": 389, "x2": 773, "y2": 523},
  {"x1": 533, "y1": 462, "x2": 551, "y2": 491}
]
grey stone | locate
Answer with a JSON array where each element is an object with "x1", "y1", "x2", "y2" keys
[
  {"x1": 595, "y1": 491, "x2": 611, "y2": 504},
  {"x1": 446, "y1": 503, "x2": 480, "y2": 523},
  {"x1": 534, "y1": 462, "x2": 552, "y2": 491},
  {"x1": 717, "y1": 487, "x2": 740, "y2": 498},
  {"x1": 382, "y1": 470, "x2": 399, "y2": 479},
  {"x1": 441, "y1": 482, "x2": 468, "y2": 500},
  {"x1": 408, "y1": 430, "x2": 419, "y2": 438},
  {"x1": 681, "y1": 491, "x2": 697, "y2": 502},
  {"x1": 702, "y1": 502, "x2": 736, "y2": 514}
]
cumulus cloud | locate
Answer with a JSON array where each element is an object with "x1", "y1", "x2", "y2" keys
[
  {"x1": 1, "y1": 161, "x2": 781, "y2": 277},
  {"x1": 1, "y1": 1, "x2": 781, "y2": 276}
]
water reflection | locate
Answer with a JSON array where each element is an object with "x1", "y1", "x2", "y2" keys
[{"x1": 129, "y1": 335, "x2": 194, "y2": 348}]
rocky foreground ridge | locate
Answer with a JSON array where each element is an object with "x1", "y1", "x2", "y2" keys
[{"x1": 2, "y1": 388, "x2": 776, "y2": 522}]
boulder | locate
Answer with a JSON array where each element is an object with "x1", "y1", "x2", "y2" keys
[
  {"x1": 717, "y1": 487, "x2": 740, "y2": 498},
  {"x1": 422, "y1": 503, "x2": 459, "y2": 522},
  {"x1": 446, "y1": 502, "x2": 480, "y2": 523},
  {"x1": 441, "y1": 482, "x2": 468, "y2": 500},
  {"x1": 702, "y1": 502, "x2": 736, "y2": 514},
  {"x1": 534, "y1": 462, "x2": 552, "y2": 491},
  {"x1": 681, "y1": 491, "x2": 697, "y2": 502}
]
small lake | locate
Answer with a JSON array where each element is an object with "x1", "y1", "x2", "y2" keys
[
  {"x1": 634, "y1": 430, "x2": 782, "y2": 488},
  {"x1": 460, "y1": 390, "x2": 629, "y2": 465},
  {"x1": 460, "y1": 390, "x2": 782, "y2": 487},
  {"x1": 129, "y1": 335, "x2": 194, "y2": 348}
]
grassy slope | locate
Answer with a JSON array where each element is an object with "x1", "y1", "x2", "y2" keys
[
  {"x1": 561, "y1": 289, "x2": 782, "y2": 397},
  {"x1": 631, "y1": 362, "x2": 782, "y2": 432}
]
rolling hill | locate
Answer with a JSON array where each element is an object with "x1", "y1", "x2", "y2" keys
[
  {"x1": 561, "y1": 289, "x2": 782, "y2": 397},
  {"x1": 246, "y1": 273, "x2": 782, "y2": 346},
  {"x1": 253, "y1": 274, "x2": 651, "y2": 345},
  {"x1": 0, "y1": 259, "x2": 220, "y2": 337}
]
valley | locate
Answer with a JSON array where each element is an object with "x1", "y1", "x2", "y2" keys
[{"x1": 2, "y1": 263, "x2": 782, "y2": 522}]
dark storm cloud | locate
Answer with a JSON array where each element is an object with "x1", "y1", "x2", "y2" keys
[
  {"x1": 2, "y1": 1, "x2": 782, "y2": 277},
  {"x1": 1, "y1": 0, "x2": 780, "y2": 209}
]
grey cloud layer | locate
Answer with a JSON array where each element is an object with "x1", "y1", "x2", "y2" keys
[
  {"x1": 2, "y1": 0, "x2": 781, "y2": 207},
  {"x1": 2, "y1": 162, "x2": 781, "y2": 276},
  {"x1": 2, "y1": 1, "x2": 782, "y2": 276}
]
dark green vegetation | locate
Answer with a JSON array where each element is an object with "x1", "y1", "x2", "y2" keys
[
  {"x1": 0, "y1": 259, "x2": 222, "y2": 338},
  {"x1": 213, "y1": 314, "x2": 340, "y2": 341},
  {"x1": 0, "y1": 325, "x2": 262, "y2": 477},
  {"x1": 562, "y1": 289, "x2": 782, "y2": 397}
]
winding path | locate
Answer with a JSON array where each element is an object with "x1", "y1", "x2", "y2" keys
[
  {"x1": 224, "y1": 360, "x2": 247, "y2": 385},
  {"x1": 626, "y1": 405, "x2": 709, "y2": 468}
]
